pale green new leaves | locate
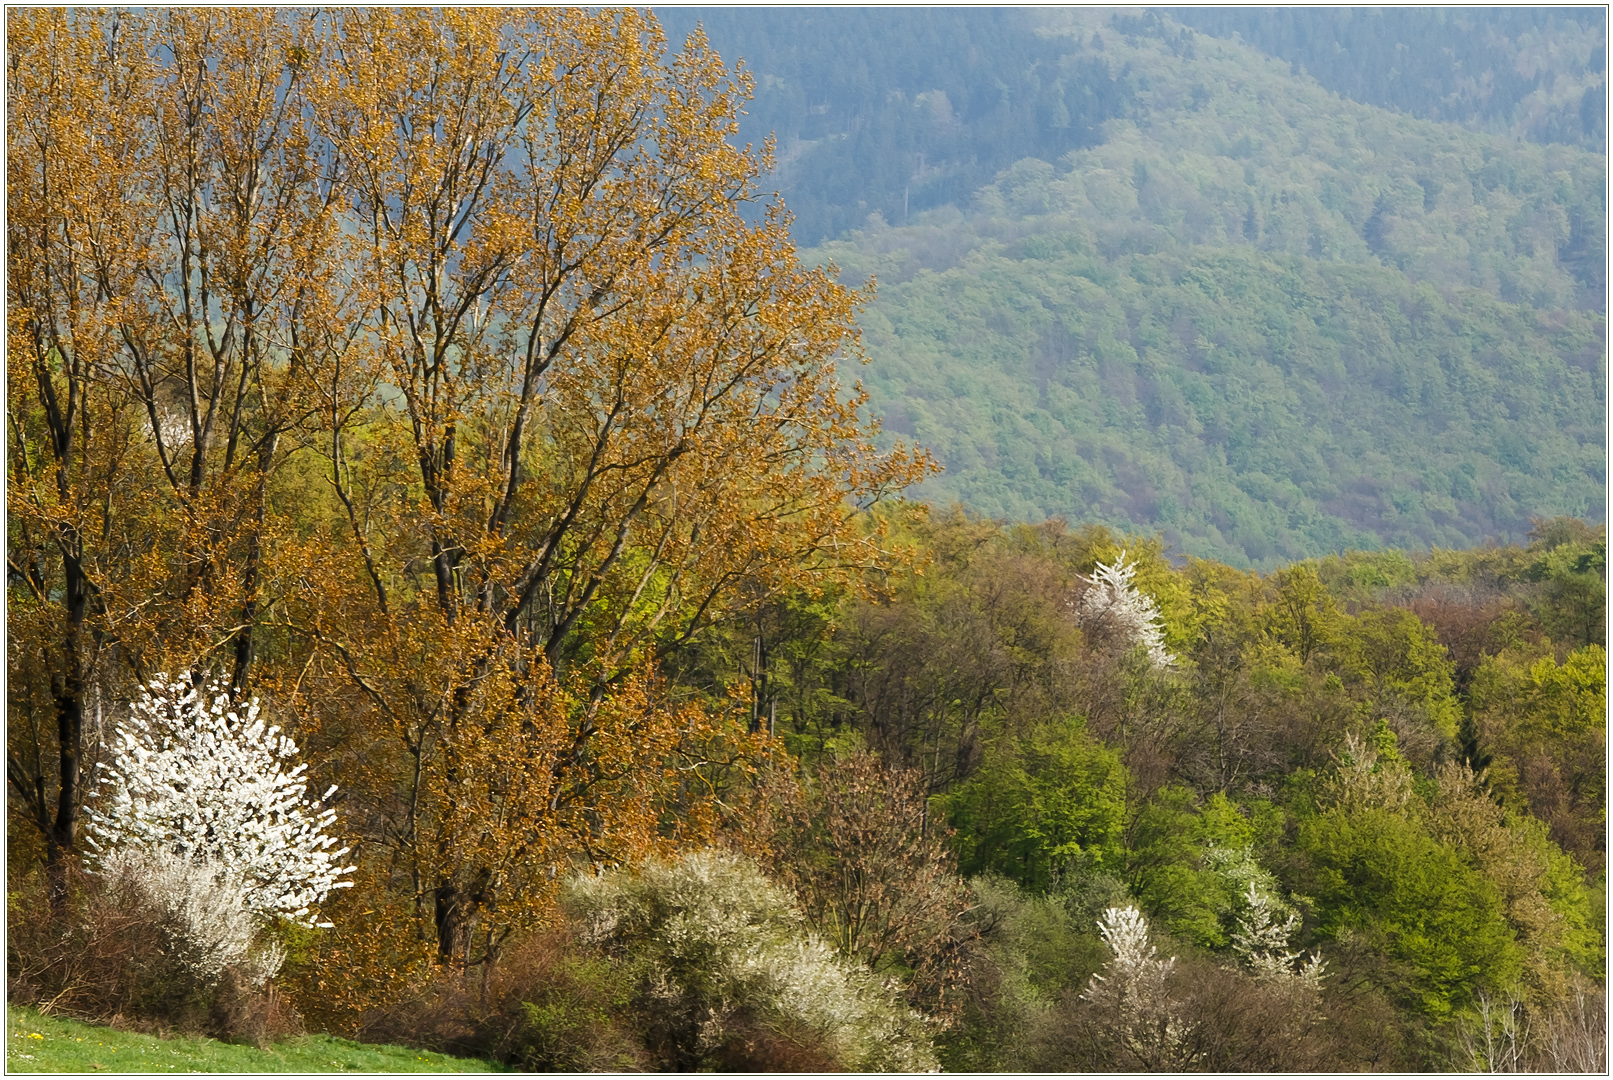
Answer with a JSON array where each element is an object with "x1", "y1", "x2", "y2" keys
[{"x1": 565, "y1": 850, "x2": 938, "y2": 1072}]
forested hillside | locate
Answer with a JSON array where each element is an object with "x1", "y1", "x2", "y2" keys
[
  {"x1": 8, "y1": 9, "x2": 1606, "y2": 1076},
  {"x1": 820, "y1": 234, "x2": 1602, "y2": 567},
  {"x1": 663, "y1": 507, "x2": 1607, "y2": 1070},
  {"x1": 654, "y1": 7, "x2": 1133, "y2": 245},
  {"x1": 1169, "y1": 6, "x2": 1608, "y2": 152},
  {"x1": 780, "y1": 9, "x2": 1606, "y2": 565}
]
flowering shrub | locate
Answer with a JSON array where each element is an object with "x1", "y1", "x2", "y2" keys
[
  {"x1": 85, "y1": 675, "x2": 355, "y2": 926},
  {"x1": 564, "y1": 850, "x2": 938, "y2": 1071},
  {"x1": 1078, "y1": 556, "x2": 1176, "y2": 670},
  {"x1": 100, "y1": 848, "x2": 286, "y2": 984},
  {"x1": 1230, "y1": 884, "x2": 1326, "y2": 988},
  {"x1": 1080, "y1": 905, "x2": 1197, "y2": 1069}
]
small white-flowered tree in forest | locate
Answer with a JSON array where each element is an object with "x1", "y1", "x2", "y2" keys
[
  {"x1": 1230, "y1": 884, "x2": 1326, "y2": 990},
  {"x1": 1080, "y1": 905, "x2": 1198, "y2": 1069},
  {"x1": 86, "y1": 676, "x2": 355, "y2": 981},
  {"x1": 1078, "y1": 555, "x2": 1176, "y2": 670}
]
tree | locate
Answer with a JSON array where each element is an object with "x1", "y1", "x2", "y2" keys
[
  {"x1": 7, "y1": 9, "x2": 350, "y2": 898},
  {"x1": 1075, "y1": 905, "x2": 1198, "y2": 1070},
  {"x1": 301, "y1": 7, "x2": 923, "y2": 679},
  {"x1": 9, "y1": 9, "x2": 926, "y2": 1005},
  {"x1": 1299, "y1": 735, "x2": 1526, "y2": 1020},
  {"x1": 756, "y1": 751, "x2": 972, "y2": 1015},
  {"x1": 1264, "y1": 564, "x2": 1342, "y2": 666},
  {"x1": 81, "y1": 675, "x2": 354, "y2": 999},
  {"x1": 84, "y1": 675, "x2": 354, "y2": 926},
  {"x1": 1078, "y1": 555, "x2": 1176, "y2": 670},
  {"x1": 942, "y1": 717, "x2": 1128, "y2": 893},
  {"x1": 1469, "y1": 645, "x2": 1607, "y2": 877},
  {"x1": 1339, "y1": 606, "x2": 1463, "y2": 741},
  {"x1": 280, "y1": 8, "x2": 925, "y2": 977},
  {"x1": 1530, "y1": 540, "x2": 1607, "y2": 649},
  {"x1": 1230, "y1": 884, "x2": 1325, "y2": 988},
  {"x1": 1422, "y1": 762, "x2": 1601, "y2": 1001}
]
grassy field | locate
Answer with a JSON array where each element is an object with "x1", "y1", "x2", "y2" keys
[{"x1": 5, "y1": 1006, "x2": 499, "y2": 1073}]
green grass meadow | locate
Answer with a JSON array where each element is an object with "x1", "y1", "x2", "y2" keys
[{"x1": 5, "y1": 1006, "x2": 498, "y2": 1074}]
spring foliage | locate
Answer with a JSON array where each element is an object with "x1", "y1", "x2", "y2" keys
[
  {"x1": 6, "y1": 6, "x2": 924, "y2": 1005},
  {"x1": 5, "y1": 6, "x2": 1605, "y2": 1069}
]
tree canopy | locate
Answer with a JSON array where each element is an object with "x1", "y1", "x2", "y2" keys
[{"x1": 7, "y1": 4, "x2": 923, "y2": 975}]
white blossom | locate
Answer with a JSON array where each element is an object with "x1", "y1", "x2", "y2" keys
[
  {"x1": 86, "y1": 675, "x2": 355, "y2": 928},
  {"x1": 1078, "y1": 554, "x2": 1176, "y2": 670},
  {"x1": 103, "y1": 847, "x2": 285, "y2": 984},
  {"x1": 149, "y1": 405, "x2": 191, "y2": 449},
  {"x1": 1231, "y1": 884, "x2": 1325, "y2": 989},
  {"x1": 1082, "y1": 905, "x2": 1197, "y2": 1068}
]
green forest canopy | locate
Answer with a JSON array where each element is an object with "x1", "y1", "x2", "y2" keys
[{"x1": 784, "y1": 9, "x2": 1606, "y2": 567}]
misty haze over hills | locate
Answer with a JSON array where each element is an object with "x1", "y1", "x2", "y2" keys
[{"x1": 661, "y1": 7, "x2": 1607, "y2": 566}]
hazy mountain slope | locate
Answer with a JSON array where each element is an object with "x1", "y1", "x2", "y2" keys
[
  {"x1": 823, "y1": 235, "x2": 1603, "y2": 567},
  {"x1": 1165, "y1": 6, "x2": 1607, "y2": 152},
  {"x1": 802, "y1": 12, "x2": 1605, "y2": 566},
  {"x1": 663, "y1": 7, "x2": 1606, "y2": 273},
  {"x1": 1021, "y1": 9, "x2": 1606, "y2": 312},
  {"x1": 653, "y1": 9, "x2": 1605, "y2": 565},
  {"x1": 654, "y1": 7, "x2": 1137, "y2": 245}
]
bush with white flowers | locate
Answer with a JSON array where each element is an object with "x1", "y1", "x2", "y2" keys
[
  {"x1": 1078, "y1": 555, "x2": 1176, "y2": 670},
  {"x1": 1081, "y1": 905, "x2": 1197, "y2": 1069},
  {"x1": 101, "y1": 847, "x2": 288, "y2": 983},
  {"x1": 1230, "y1": 884, "x2": 1326, "y2": 989},
  {"x1": 565, "y1": 850, "x2": 938, "y2": 1072},
  {"x1": 86, "y1": 675, "x2": 355, "y2": 928}
]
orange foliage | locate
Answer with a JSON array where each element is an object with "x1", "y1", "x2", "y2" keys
[{"x1": 10, "y1": 7, "x2": 911, "y2": 1025}]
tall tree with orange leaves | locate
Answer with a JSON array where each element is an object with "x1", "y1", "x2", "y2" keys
[
  {"x1": 7, "y1": 9, "x2": 353, "y2": 897},
  {"x1": 8, "y1": 7, "x2": 926, "y2": 1002},
  {"x1": 286, "y1": 6, "x2": 926, "y2": 980}
]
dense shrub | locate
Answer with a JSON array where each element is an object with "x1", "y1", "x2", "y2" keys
[
  {"x1": 85, "y1": 676, "x2": 354, "y2": 926},
  {"x1": 1026, "y1": 905, "x2": 1352, "y2": 1072},
  {"x1": 101, "y1": 849, "x2": 285, "y2": 986},
  {"x1": 6, "y1": 865, "x2": 298, "y2": 1046},
  {"x1": 936, "y1": 872, "x2": 1125, "y2": 1071},
  {"x1": 356, "y1": 926, "x2": 646, "y2": 1072},
  {"x1": 563, "y1": 850, "x2": 939, "y2": 1071}
]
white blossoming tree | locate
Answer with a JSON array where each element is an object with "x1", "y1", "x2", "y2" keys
[
  {"x1": 1080, "y1": 905, "x2": 1197, "y2": 1069},
  {"x1": 85, "y1": 676, "x2": 356, "y2": 934},
  {"x1": 99, "y1": 847, "x2": 287, "y2": 984},
  {"x1": 1078, "y1": 555, "x2": 1176, "y2": 670},
  {"x1": 1231, "y1": 884, "x2": 1326, "y2": 989}
]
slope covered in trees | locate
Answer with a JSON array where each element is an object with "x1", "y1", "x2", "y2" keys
[
  {"x1": 8, "y1": 8, "x2": 1606, "y2": 1075},
  {"x1": 822, "y1": 235, "x2": 1602, "y2": 567},
  {"x1": 654, "y1": 7, "x2": 1138, "y2": 246},
  {"x1": 794, "y1": 9, "x2": 1606, "y2": 565},
  {"x1": 1168, "y1": 6, "x2": 1608, "y2": 152},
  {"x1": 663, "y1": 507, "x2": 1606, "y2": 1071}
]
